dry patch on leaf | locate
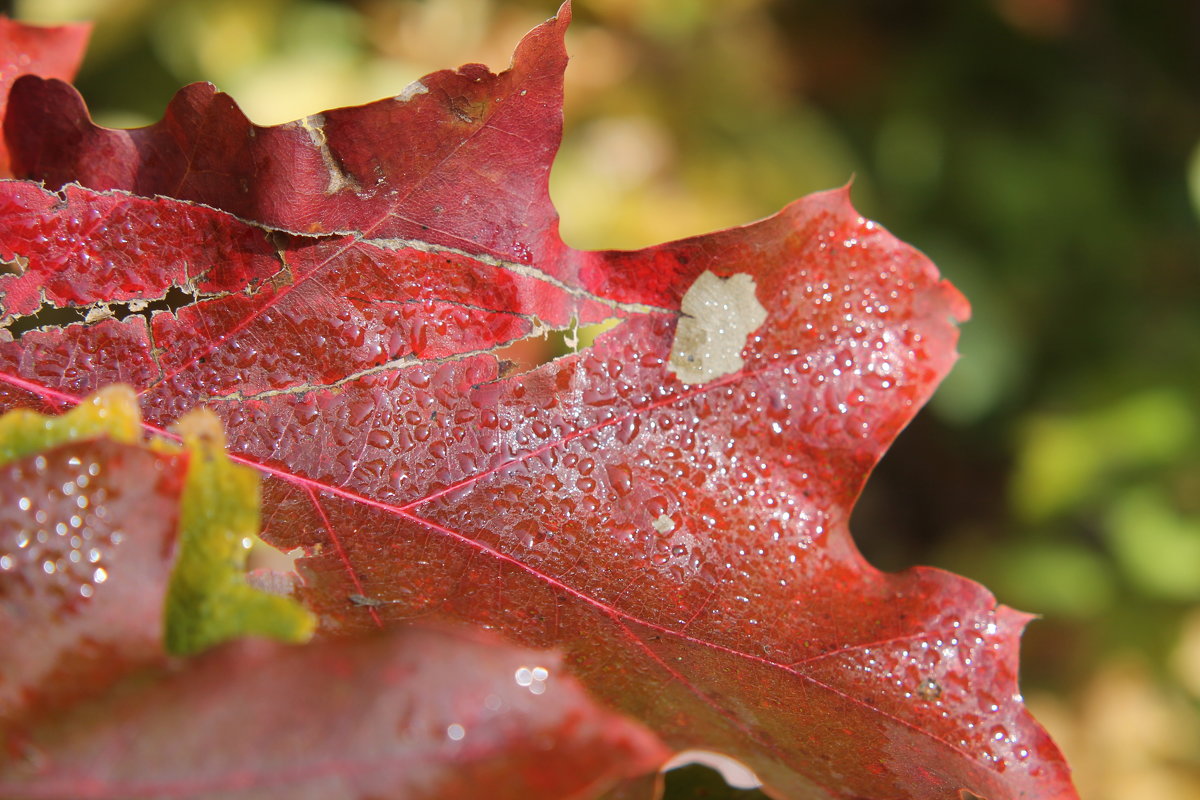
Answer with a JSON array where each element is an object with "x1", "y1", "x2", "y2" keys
[{"x1": 668, "y1": 270, "x2": 767, "y2": 384}]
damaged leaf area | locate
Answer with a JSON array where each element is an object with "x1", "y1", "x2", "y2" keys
[
  {"x1": 668, "y1": 270, "x2": 768, "y2": 385},
  {"x1": 0, "y1": 6, "x2": 1078, "y2": 800},
  {"x1": 0, "y1": 184, "x2": 285, "y2": 346}
]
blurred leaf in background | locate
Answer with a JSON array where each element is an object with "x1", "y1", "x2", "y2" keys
[{"x1": 12, "y1": 0, "x2": 1200, "y2": 797}]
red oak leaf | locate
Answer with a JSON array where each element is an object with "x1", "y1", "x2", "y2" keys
[
  {"x1": 0, "y1": 436, "x2": 184, "y2": 728},
  {"x1": 0, "y1": 17, "x2": 88, "y2": 177},
  {"x1": 0, "y1": 626, "x2": 669, "y2": 800},
  {"x1": 0, "y1": 394, "x2": 668, "y2": 799},
  {"x1": 0, "y1": 5, "x2": 1077, "y2": 799}
]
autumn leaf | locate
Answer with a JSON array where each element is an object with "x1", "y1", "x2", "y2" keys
[
  {"x1": 0, "y1": 16, "x2": 88, "y2": 178},
  {"x1": 0, "y1": 389, "x2": 668, "y2": 799},
  {"x1": 0, "y1": 4, "x2": 1077, "y2": 799},
  {"x1": 0, "y1": 387, "x2": 183, "y2": 729},
  {"x1": 0, "y1": 385, "x2": 310, "y2": 725},
  {"x1": 2, "y1": 628, "x2": 669, "y2": 800}
]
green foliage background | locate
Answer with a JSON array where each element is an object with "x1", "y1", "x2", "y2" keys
[{"x1": 15, "y1": 0, "x2": 1200, "y2": 796}]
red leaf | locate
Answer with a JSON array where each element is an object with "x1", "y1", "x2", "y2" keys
[
  {"x1": 0, "y1": 439, "x2": 184, "y2": 728},
  {"x1": 0, "y1": 17, "x2": 88, "y2": 178},
  {"x1": 0, "y1": 6, "x2": 1077, "y2": 799},
  {"x1": 0, "y1": 627, "x2": 668, "y2": 800},
  {"x1": 0, "y1": 395, "x2": 666, "y2": 799},
  {"x1": 5, "y1": 14, "x2": 568, "y2": 265}
]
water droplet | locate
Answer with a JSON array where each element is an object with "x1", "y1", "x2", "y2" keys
[
  {"x1": 348, "y1": 399, "x2": 375, "y2": 426},
  {"x1": 366, "y1": 430, "x2": 394, "y2": 449},
  {"x1": 606, "y1": 464, "x2": 633, "y2": 496},
  {"x1": 613, "y1": 415, "x2": 641, "y2": 445},
  {"x1": 295, "y1": 401, "x2": 320, "y2": 426}
]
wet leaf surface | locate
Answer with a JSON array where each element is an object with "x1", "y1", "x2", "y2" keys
[
  {"x1": 0, "y1": 392, "x2": 666, "y2": 800},
  {"x1": 0, "y1": 6, "x2": 1077, "y2": 798},
  {"x1": 0, "y1": 436, "x2": 182, "y2": 728}
]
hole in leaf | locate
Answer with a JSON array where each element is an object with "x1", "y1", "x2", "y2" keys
[
  {"x1": 1, "y1": 253, "x2": 28, "y2": 276},
  {"x1": 491, "y1": 317, "x2": 622, "y2": 377},
  {"x1": 3, "y1": 285, "x2": 205, "y2": 338}
]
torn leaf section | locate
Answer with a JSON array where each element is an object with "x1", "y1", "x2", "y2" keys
[
  {"x1": 0, "y1": 253, "x2": 26, "y2": 276},
  {"x1": 3, "y1": 284, "x2": 207, "y2": 339},
  {"x1": 492, "y1": 316, "x2": 624, "y2": 377},
  {"x1": 0, "y1": 385, "x2": 139, "y2": 466},
  {"x1": 164, "y1": 410, "x2": 314, "y2": 655},
  {"x1": 572, "y1": 317, "x2": 624, "y2": 349},
  {"x1": 668, "y1": 271, "x2": 767, "y2": 384}
]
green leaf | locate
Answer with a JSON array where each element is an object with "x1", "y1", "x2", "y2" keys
[
  {"x1": 0, "y1": 384, "x2": 140, "y2": 466},
  {"x1": 0, "y1": 383, "x2": 315, "y2": 656},
  {"x1": 164, "y1": 409, "x2": 314, "y2": 655},
  {"x1": 1106, "y1": 486, "x2": 1200, "y2": 601},
  {"x1": 1011, "y1": 389, "x2": 1195, "y2": 522}
]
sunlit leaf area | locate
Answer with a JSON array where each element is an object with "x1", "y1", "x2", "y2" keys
[{"x1": 13, "y1": 0, "x2": 1200, "y2": 796}]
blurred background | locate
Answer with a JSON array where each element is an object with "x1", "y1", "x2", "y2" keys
[{"x1": 10, "y1": 0, "x2": 1200, "y2": 796}]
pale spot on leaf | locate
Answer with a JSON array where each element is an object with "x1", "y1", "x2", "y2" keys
[{"x1": 668, "y1": 271, "x2": 767, "y2": 384}]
